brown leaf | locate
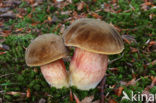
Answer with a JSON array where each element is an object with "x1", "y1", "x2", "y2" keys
[
  {"x1": 120, "y1": 78, "x2": 142, "y2": 86},
  {"x1": 60, "y1": 24, "x2": 65, "y2": 34},
  {"x1": 70, "y1": 90, "x2": 73, "y2": 102},
  {"x1": 26, "y1": 88, "x2": 31, "y2": 98},
  {"x1": 0, "y1": 52, "x2": 6, "y2": 55},
  {"x1": 92, "y1": 0, "x2": 97, "y2": 2},
  {"x1": 115, "y1": 87, "x2": 124, "y2": 97},
  {"x1": 77, "y1": 1, "x2": 85, "y2": 11},
  {"x1": 130, "y1": 47, "x2": 138, "y2": 53},
  {"x1": 149, "y1": 14, "x2": 155, "y2": 20},
  {"x1": 16, "y1": 28, "x2": 24, "y2": 32},
  {"x1": 81, "y1": 96, "x2": 94, "y2": 103},
  {"x1": 47, "y1": 16, "x2": 52, "y2": 22},
  {"x1": 6, "y1": 91, "x2": 26, "y2": 97},
  {"x1": 121, "y1": 35, "x2": 137, "y2": 44},
  {"x1": 39, "y1": 98, "x2": 46, "y2": 103},
  {"x1": 147, "y1": 60, "x2": 156, "y2": 66},
  {"x1": 112, "y1": 0, "x2": 118, "y2": 3},
  {"x1": 67, "y1": 0, "x2": 72, "y2": 3},
  {"x1": 73, "y1": 93, "x2": 80, "y2": 103},
  {"x1": 149, "y1": 41, "x2": 156, "y2": 45},
  {"x1": 91, "y1": 12, "x2": 102, "y2": 19},
  {"x1": 0, "y1": 30, "x2": 11, "y2": 37},
  {"x1": 109, "y1": 99, "x2": 117, "y2": 103}
]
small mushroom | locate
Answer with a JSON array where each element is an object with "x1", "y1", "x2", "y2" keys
[
  {"x1": 63, "y1": 18, "x2": 124, "y2": 90},
  {"x1": 25, "y1": 34, "x2": 69, "y2": 88}
]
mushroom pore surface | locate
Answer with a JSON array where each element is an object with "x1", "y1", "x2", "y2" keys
[
  {"x1": 69, "y1": 48, "x2": 108, "y2": 90},
  {"x1": 41, "y1": 59, "x2": 69, "y2": 88}
]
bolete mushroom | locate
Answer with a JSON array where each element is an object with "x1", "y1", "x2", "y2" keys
[
  {"x1": 25, "y1": 34, "x2": 69, "y2": 88},
  {"x1": 63, "y1": 18, "x2": 124, "y2": 90}
]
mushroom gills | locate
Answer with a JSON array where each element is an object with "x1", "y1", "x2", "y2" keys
[
  {"x1": 41, "y1": 59, "x2": 69, "y2": 88},
  {"x1": 69, "y1": 48, "x2": 108, "y2": 90}
]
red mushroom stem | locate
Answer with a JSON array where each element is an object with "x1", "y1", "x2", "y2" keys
[
  {"x1": 41, "y1": 59, "x2": 69, "y2": 88},
  {"x1": 69, "y1": 48, "x2": 108, "y2": 90}
]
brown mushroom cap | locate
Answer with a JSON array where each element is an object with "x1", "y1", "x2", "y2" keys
[
  {"x1": 63, "y1": 18, "x2": 124, "y2": 55},
  {"x1": 25, "y1": 34, "x2": 68, "y2": 66}
]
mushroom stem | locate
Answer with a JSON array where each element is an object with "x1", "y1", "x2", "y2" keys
[
  {"x1": 41, "y1": 59, "x2": 69, "y2": 88},
  {"x1": 69, "y1": 48, "x2": 108, "y2": 90}
]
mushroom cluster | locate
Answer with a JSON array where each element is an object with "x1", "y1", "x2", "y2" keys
[
  {"x1": 25, "y1": 18, "x2": 124, "y2": 90},
  {"x1": 25, "y1": 34, "x2": 69, "y2": 88}
]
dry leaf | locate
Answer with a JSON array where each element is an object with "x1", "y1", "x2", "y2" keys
[
  {"x1": 0, "y1": 30, "x2": 11, "y2": 37},
  {"x1": 39, "y1": 98, "x2": 46, "y2": 103},
  {"x1": 115, "y1": 87, "x2": 124, "y2": 96},
  {"x1": 73, "y1": 93, "x2": 80, "y2": 103},
  {"x1": 0, "y1": 52, "x2": 6, "y2": 55},
  {"x1": 26, "y1": 88, "x2": 31, "y2": 98},
  {"x1": 6, "y1": 91, "x2": 26, "y2": 97},
  {"x1": 113, "y1": 0, "x2": 118, "y2": 3},
  {"x1": 47, "y1": 16, "x2": 52, "y2": 22},
  {"x1": 91, "y1": 12, "x2": 102, "y2": 19},
  {"x1": 70, "y1": 90, "x2": 73, "y2": 102},
  {"x1": 147, "y1": 60, "x2": 156, "y2": 66},
  {"x1": 121, "y1": 35, "x2": 137, "y2": 44},
  {"x1": 81, "y1": 96, "x2": 94, "y2": 103},
  {"x1": 73, "y1": 93, "x2": 98, "y2": 103},
  {"x1": 130, "y1": 47, "x2": 138, "y2": 53},
  {"x1": 60, "y1": 24, "x2": 65, "y2": 34},
  {"x1": 109, "y1": 99, "x2": 117, "y2": 103},
  {"x1": 149, "y1": 41, "x2": 156, "y2": 45},
  {"x1": 77, "y1": 1, "x2": 85, "y2": 11}
]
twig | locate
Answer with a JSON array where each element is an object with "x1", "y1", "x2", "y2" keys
[
  {"x1": 100, "y1": 76, "x2": 107, "y2": 103},
  {"x1": 108, "y1": 53, "x2": 124, "y2": 64},
  {"x1": 0, "y1": 73, "x2": 15, "y2": 78}
]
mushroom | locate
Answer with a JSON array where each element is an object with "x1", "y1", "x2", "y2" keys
[
  {"x1": 25, "y1": 34, "x2": 69, "y2": 88},
  {"x1": 63, "y1": 18, "x2": 124, "y2": 90}
]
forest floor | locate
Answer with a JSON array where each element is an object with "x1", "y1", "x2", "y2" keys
[{"x1": 0, "y1": 0, "x2": 156, "y2": 103}]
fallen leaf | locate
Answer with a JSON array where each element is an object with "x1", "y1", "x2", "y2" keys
[
  {"x1": 149, "y1": 41, "x2": 156, "y2": 45},
  {"x1": 70, "y1": 90, "x2": 73, "y2": 102},
  {"x1": 67, "y1": 0, "x2": 72, "y2": 3},
  {"x1": 147, "y1": 60, "x2": 156, "y2": 66},
  {"x1": 81, "y1": 96, "x2": 94, "y2": 103},
  {"x1": 26, "y1": 88, "x2": 31, "y2": 98},
  {"x1": 0, "y1": 30, "x2": 11, "y2": 37},
  {"x1": 60, "y1": 24, "x2": 65, "y2": 34},
  {"x1": 109, "y1": 99, "x2": 117, "y2": 103},
  {"x1": 73, "y1": 93, "x2": 80, "y2": 103},
  {"x1": 0, "y1": 11, "x2": 16, "y2": 18},
  {"x1": 120, "y1": 78, "x2": 142, "y2": 86},
  {"x1": 115, "y1": 87, "x2": 124, "y2": 97},
  {"x1": 6, "y1": 91, "x2": 26, "y2": 97},
  {"x1": 16, "y1": 28, "x2": 24, "y2": 32},
  {"x1": 91, "y1": 12, "x2": 102, "y2": 19},
  {"x1": 39, "y1": 98, "x2": 46, "y2": 103},
  {"x1": 0, "y1": 52, "x2": 6, "y2": 55},
  {"x1": 77, "y1": 1, "x2": 85, "y2": 11},
  {"x1": 130, "y1": 47, "x2": 138, "y2": 53},
  {"x1": 61, "y1": 11, "x2": 72, "y2": 15},
  {"x1": 112, "y1": 0, "x2": 118, "y2": 3},
  {"x1": 47, "y1": 16, "x2": 52, "y2": 22},
  {"x1": 149, "y1": 14, "x2": 154, "y2": 20},
  {"x1": 121, "y1": 35, "x2": 137, "y2": 44},
  {"x1": 73, "y1": 94, "x2": 98, "y2": 103}
]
